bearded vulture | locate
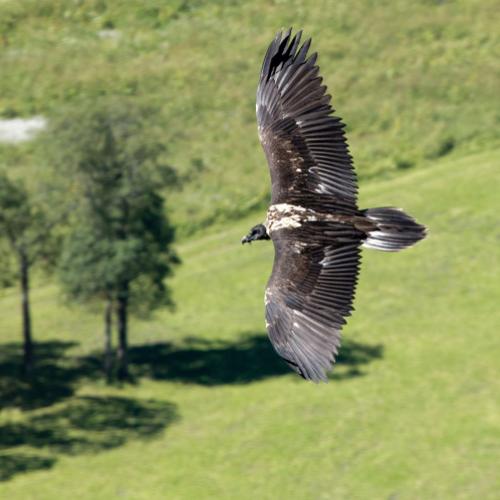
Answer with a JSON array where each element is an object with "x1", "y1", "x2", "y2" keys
[{"x1": 242, "y1": 29, "x2": 427, "y2": 382}]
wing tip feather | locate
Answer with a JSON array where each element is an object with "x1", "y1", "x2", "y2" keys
[{"x1": 261, "y1": 28, "x2": 313, "y2": 82}]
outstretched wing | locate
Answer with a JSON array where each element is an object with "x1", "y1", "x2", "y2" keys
[
  {"x1": 265, "y1": 235, "x2": 361, "y2": 382},
  {"x1": 257, "y1": 29, "x2": 358, "y2": 208}
]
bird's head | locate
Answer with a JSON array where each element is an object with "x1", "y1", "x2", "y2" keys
[{"x1": 241, "y1": 224, "x2": 270, "y2": 244}]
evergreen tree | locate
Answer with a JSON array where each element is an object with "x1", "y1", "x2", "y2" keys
[
  {"x1": 48, "y1": 99, "x2": 179, "y2": 381},
  {"x1": 0, "y1": 173, "x2": 56, "y2": 376}
]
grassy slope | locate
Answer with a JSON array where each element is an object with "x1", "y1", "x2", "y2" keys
[
  {"x1": 0, "y1": 0, "x2": 499, "y2": 234},
  {"x1": 0, "y1": 149, "x2": 498, "y2": 499}
]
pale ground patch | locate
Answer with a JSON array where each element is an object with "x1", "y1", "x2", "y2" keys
[
  {"x1": 0, "y1": 116, "x2": 47, "y2": 143},
  {"x1": 97, "y1": 30, "x2": 122, "y2": 40}
]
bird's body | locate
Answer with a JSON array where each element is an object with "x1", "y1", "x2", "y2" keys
[
  {"x1": 265, "y1": 203, "x2": 372, "y2": 238},
  {"x1": 242, "y1": 29, "x2": 427, "y2": 382}
]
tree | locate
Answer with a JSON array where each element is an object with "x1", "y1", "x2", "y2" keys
[
  {"x1": 47, "y1": 99, "x2": 179, "y2": 381},
  {"x1": 58, "y1": 227, "x2": 117, "y2": 382},
  {"x1": 0, "y1": 173, "x2": 56, "y2": 376}
]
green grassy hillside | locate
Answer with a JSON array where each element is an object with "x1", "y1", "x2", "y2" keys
[
  {"x1": 1, "y1": 0, "x2": 499, "y2": 234},
  {"x1": 1, "y1": 149, "x2": 498, "y2": 499}
]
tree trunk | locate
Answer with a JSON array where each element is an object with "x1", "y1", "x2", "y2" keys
[
  {"x1": 104, "y1": 297, "x2": 113, "y2": 383},
  {"x1": 20, "y1": 254, "x2": 34, "y2": 377},
  {"x1": 116, "y1": 286, "x2": 129, "y2": 380}
]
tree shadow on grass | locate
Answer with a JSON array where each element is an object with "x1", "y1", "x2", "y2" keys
[
  {"x1": 0, "y1": 333, "x2": 382, "y2": 482},
  {"x1": 330, "y1": 337, "x2": 385, "y2": 381},
  {"x1": 0, "y1": 335, "x2": 384, "y2": 410},
  {"x1": 128, "y1": 332, "x2": 384, "y2": 385},
  {"x1": 0, "y1": 341, "x2": 102, "y2": 410},
  {"x1": 0, "y1": 396, "x2": 179, "y2": 481},
  {"x1": 0, "y1": 454, "x2": 56, "y2": 482}
]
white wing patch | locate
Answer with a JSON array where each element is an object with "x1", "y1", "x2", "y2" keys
[
  {"x1": 268, "y1": 216, "x2": 302, "y2": 233},
  {"x1": 266, "y1": 204, "x2": 326, "y2": 236},
  {"x1": 271, "y1": 203, "x2": 307, "y2": 213}
]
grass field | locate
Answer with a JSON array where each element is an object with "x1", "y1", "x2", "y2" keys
[
  {"x1": 1, "y1": 0, "x2": 499, "y2": 497},
  {"x1": 1, "y1": 148, "x2": 498, "y2": 499}
]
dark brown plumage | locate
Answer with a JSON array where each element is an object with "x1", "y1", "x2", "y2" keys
[{"x1": 242, "y1": 29, "x2": 427, "y2": 382}]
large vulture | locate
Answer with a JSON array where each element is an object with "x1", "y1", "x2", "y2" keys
[{"x1": 242, "y1": 29, "x2": 426, "y2": 382}]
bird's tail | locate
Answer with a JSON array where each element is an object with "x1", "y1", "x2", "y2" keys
[{"x1": 362, "y1": 207, "x2": 427, "y2": 252}]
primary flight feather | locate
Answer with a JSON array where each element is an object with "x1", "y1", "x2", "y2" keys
[{"x1": 242, "y1": 29, "x2": 427, "y2": 382}]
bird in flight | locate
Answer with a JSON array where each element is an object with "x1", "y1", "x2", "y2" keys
[{"x1": 242, "y1": 29, "x2": 427, "y2": 382}]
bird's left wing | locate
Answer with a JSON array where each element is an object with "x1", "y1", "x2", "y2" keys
[
  {"x1": 265, "y1": 235, "x2": 361, "y2": 382},
  {"x1": 257, "y1": 29, "x2": 358, "y2": 208}
]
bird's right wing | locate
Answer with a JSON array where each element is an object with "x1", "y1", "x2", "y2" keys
[
  {"x1": 265, "y1": 235, "x2": 361, "y2": 382},
  {"x1": 257, "y1": 29, "x2": 358, "y2": 209}
]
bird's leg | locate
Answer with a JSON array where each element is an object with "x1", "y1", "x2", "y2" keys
[{"x1": 241, "y1": 224, "x2": 270, "y2": 244}]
